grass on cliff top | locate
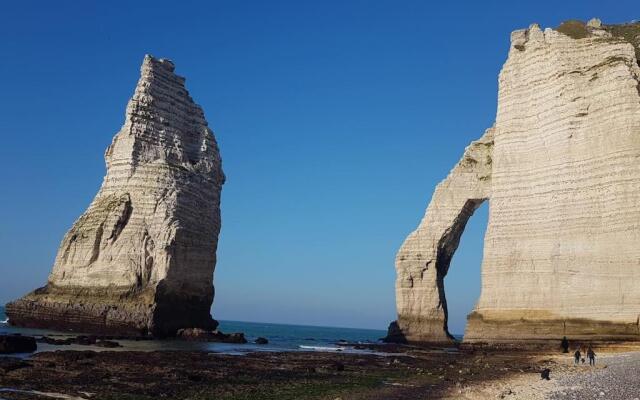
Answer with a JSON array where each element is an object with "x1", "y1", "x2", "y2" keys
[
  {"x1": 604, "y1": 22, "x2": 640, "y2": 63},
  {"x1": 556, "y1": 19, "x2": 640, "y2": 64},
  {"x1": 556, "y1": 20, "x2": 589, "y2": 39}
]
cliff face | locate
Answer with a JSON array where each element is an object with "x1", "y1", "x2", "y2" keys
[
  {"x1": 6, "y1": 55, "x2": 225, "y2": 336},
  {"x1": 390, "y1": 20, "x2": 640, "y2": 344}
]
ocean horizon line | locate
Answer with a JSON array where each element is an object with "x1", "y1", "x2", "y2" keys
[
  {"x1": 2, "y1": 305, "x2": 467, "y2": 338},
  {"x1": 218, "y1": 318, "x2": 388, "y2": 333}
]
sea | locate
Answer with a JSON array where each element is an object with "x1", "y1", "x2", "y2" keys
[{"x1": 0, "y1": 305, "x2": 396, "y2": 356}]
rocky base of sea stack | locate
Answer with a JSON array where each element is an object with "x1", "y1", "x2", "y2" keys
[
  {"x1": 176, "y1": 328, "x2": 247, "y2": 344},
  {"x1": 385, "y1": 314, "x2": 640, "y2": 347},
  {"x1": 463, "y1": 312, "x2": 640, "y2": 343},
  {"x1": 5, "y1": 285, "x2": 217, "y2": 337},
  {"x1": 384, "y1": 318, "x2": 456, "y2": 345}
]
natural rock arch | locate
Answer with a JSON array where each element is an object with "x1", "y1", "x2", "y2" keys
[
  {"x1": 387, "y1": 129, "x2": 492, "y2": 343},
  {"x1": 389, "y1": 21, "x2": 640, "y2": 344},
  {"x1": 435, "y1": 198, "x2": 487, "y2": 338}
]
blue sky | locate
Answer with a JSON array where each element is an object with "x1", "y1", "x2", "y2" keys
[{"x1": 0, "y1": 1, "x2": 636, "y2": 333}]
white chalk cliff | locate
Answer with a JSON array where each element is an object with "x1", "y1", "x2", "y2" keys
[
  {"x1": 388, "y1": 20, "x2": 640, "y2": 343},
  {"x1": 7, "y1": 55, "x2": 225, "y2": 336}
]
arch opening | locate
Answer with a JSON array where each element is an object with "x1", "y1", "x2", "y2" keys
[{"x1": 437, "y1": 200, "x2": 488, "y2": 339}]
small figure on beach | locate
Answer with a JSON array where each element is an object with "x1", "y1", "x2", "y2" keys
[
  {"x1": 574, "y1": 349, "x2": 581, "y2": 365},
  {"x1": 541, "y1": 368, "x2": 551, "y2": 380},
  {"x1": 561, "y1": 336, "x2": 569, "y2": 353},
  {"x1": 587, "y1": 346, "x2": 596, "y2": 366}
]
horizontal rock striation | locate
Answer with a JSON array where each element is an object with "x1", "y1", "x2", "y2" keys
[
  {"x1": 388, "y1": 129, "x2": 493, "y2": 344},
  {"x1": 6, "y1": 55, "x2": 225, "y2": 336},
  {"x1": 390, "y1": 20, "x2": 640, "y2": 344}
]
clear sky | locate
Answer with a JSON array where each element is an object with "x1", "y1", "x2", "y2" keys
[{"x1": 0, "y1": 1, "x2": 636, "y2": 333}]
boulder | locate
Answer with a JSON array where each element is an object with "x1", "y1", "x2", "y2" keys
[
  {"x1": 37, "y1": 336, "x2": 73, "y2": 345},
  {"x1": 94, "y1": 340, "x2": 122, "y2": 348},
  {"x1": 0, "y1": 358, "x2": 31, "y2": 373},
  {"x1": 177, "y1": 328, "x2": 247, "y2": 344},
  {"x1": 0, "y1": 335, "x2": 37, "y2": 354},
  {"x1": 587, "y1": 18, "x2": 602, "y2": 28}
]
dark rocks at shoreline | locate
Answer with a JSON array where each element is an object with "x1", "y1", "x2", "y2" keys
[
  {"x1": 1, "y1": 349, "x2": 423, "y2": 399},
  {"x1": 383, "y1": 321, "x2": 408, "y2": 344},
  {"x1": 329, "y1": 341, "x2": 410, "y2": 353},
  {"x1": 94, "y1": 340, "x2": 122, "y2": 348},
  {"x1": 0, "y1": 357, "x2": 31, "y2": 373},
  {"x1": 0, "y1": 334, "x2": 37, "y2": 354},
  {"x1": 37, "y1": 336, "x2": 74, "y2": 346},
  {"x1": 37, "y1": 335, "x2": 122, "y2": 348},
  {"x1": 0, "y1": 344, "x2": 557, "y2": 399},
  {"x1": 72, "y1": 336, "x2": 99, "y2": 346},
  {"x1": 176, "y1": 328, "x2": 247, "y2": 344},
  {"x1": 36, "y1": 329, "x2": 265, "y2": 348}
]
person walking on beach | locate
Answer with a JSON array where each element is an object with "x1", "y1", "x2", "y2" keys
[
  {"x1": 574, "y1": 349, "x2": 581, "y2": 365},
  {"x1": 587, "y1": 346, "x2": 596, "y2": 366},
  {"x1": 561, "y1": 336, "x2": 569, "y2": 353}
]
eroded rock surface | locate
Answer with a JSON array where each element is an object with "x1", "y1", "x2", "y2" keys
[
  {"x1": 389, "y1": 130, "x2": 493, "y2": 343},
  {"x1": 390, "y1": 20, "x2": 640, "y2": 344},
  {"x1": 176, "y1": 328, "x2": 247, "y2": 344},
  {"x1": 6, "y1": 55, "x2": 224, "y2": 336}
]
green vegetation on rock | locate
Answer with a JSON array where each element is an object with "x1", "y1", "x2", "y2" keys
[
  {"x1": 604, "y1": 22, "x2": 640, "y2": 64},
  {"x1": 556, "y1": 20, "x2": 589, "y2": 39}
]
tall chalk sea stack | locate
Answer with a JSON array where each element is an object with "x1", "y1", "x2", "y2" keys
[
  {"x1": 6, "y1": 55, "x2": 225, "y2": 336},
  {"x1": 388, "y1": 20, "x2": 640, "y2": 344}
]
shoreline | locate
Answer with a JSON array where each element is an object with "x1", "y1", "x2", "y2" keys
[
  {"x1": 4, "y1": 313, "x2": 640, "y2": 399},
  {"x1": 3, "y1": 341, "x2": 639, "y2": 399},
  {"x1": 0, "y1": 316, "x2": 391, "y2": 357}
]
